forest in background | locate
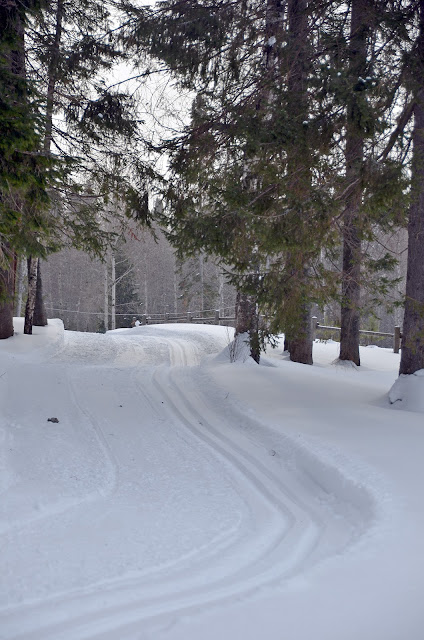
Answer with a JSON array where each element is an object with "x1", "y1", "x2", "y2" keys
[
  {"x1": 40, "y1": 225, "x2": 237, "y2": 332},
  {"x1": 36, "y1": 220, "x2": 405, "y2": 336}
]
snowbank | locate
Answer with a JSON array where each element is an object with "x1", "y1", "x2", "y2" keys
[{"x1": 389, "y1": 369, "x2": 424, "y2": 412}]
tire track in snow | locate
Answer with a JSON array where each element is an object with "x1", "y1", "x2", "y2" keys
[
  {"x1": 21, "y1": 358, "x2": 363, "y2": 640},
  {"x1": 0, "y1": 333, "x2": 250, "y2": 638},
  {"x1": 151, "y1": 364, "x2": 325, "y2": 577},
  {"x1": 0, "y1": 330, "x2": 373, "y2": 640},
  {"x1": 66, "y1": 367, "x2": 120, "y2": 499}
]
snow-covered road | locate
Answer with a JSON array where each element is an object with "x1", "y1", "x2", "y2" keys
[{"x1": 1, "y1": 321, "x2": 423, "y2": 639}]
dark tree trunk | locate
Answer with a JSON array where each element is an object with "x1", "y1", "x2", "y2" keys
[
  {"x1": 33, "y1": 261, "x2": 48, "y2": 326},
  {"x1": 340, "y1": 221, "x2": 361, "y2": 365},
  {"x1": 44, "y1": 0, "x2": 63, "y2": 154},
  {"x1": 339, "y1": 0, "x2": 370, "y2": 366},
  {"x1": 0, "y1": 1, "x2": 26, "y2": 339},
  {"x1": 235, "y1": 291, "x2": 260, "y2": 363},
  {"x1": 24, "y1": 256, "x2": 38, "y2": 335},
  {"x1": 285, "y1": 0, "x2": 313, "y2": 365},
  {"x1": 31, "y1": 0, "x2": 64, "y2": 320},
  {"x1": 288, "y1": 297, "x2": 313, "y2": 365},
  {"x1": 0, "y1": 247, "x2": 15, "y2": 339},
  {"x1": 399, "y1": 0, "x2": 424, "y2": 375}
]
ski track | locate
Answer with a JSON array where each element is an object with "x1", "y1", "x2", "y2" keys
[{"x1": 0, "y1": 328, "x2": 374, "y2": 639}]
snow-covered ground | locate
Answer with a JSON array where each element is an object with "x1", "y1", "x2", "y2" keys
[{"x1": 1, "y1": 319, "x2": 423, "y2": 640}]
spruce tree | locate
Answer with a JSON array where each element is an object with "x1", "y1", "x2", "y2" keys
[
  {"x1": 399, "y1": 0, "x2": 424, "y2": 375},
  {"x1": 0, "y1": 0, "x2": 52, "y2": 338},
  {"x1": 125, "y1": 0, "x2": 337, "y2": 363},
  {"x1": 122, "y1": 0, "x2": 411, "y2": 365},
  {"x1": 339, "y1": 0, "x2": 369, "y2": 366},
  {"x1": 20, "y1": 0, "x2": 154, "y2": 334},
  {"x1": 325, "y1": 0, "x2": 413, "y2": 364}
]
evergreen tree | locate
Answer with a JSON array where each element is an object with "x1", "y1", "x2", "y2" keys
[
  {"x1": 125, "y1": 0, "x2": 338, "y2": 362},
  {"x1": 339, "y1": 0, "x2": 369, "y2": 366},
  {"x1": 280, "y1": 0, "x2": 313, "y2": 365},
  {"x1": 400, "y1": 0, "x2": 424, "y2": 375},
  {"x1": 333, "y1": 0, "x2": 408, "y2": 365},
  {"x1": 22, "y1": 0, "x2": 149, "y2": 335},
  {"x1": 0, "y1": 0, "x2": 52, "y2": 338},
  {"x1": 121, "y1": 0, "x2": 411, "y2": 367}
]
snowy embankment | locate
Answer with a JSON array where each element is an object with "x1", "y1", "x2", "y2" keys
[{"x1": 0, "y1": 320, "x2": 423, "y2": 640}]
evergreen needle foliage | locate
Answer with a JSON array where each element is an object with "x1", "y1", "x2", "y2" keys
[{"x1": 122, "y1": 0, "x2": 411, "y2": 360}]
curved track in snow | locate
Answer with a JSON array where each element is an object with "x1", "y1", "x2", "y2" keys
[{"x1": 0, "y1": 326, "x2": 374, "y2": 640}]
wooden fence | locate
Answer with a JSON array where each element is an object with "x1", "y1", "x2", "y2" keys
[
  {"x1": 138, "y1": 310, "x2": 236, "y2": 327},
  {"x1": 311, "y1": 316, "x2": 402, "y2": 354},
  {"x1": 139, "y1": 311, "x2": 402, "y2": 354}
]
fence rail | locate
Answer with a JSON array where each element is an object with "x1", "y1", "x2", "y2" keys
[
  {"x1": 311, "y1": 316, "x2": 402, "y2": 354},
  {"x1": 48, "y1": 306, "x2": 402, "y2": 353},
  {"x1": 137, "y1": 310, "x2": 236, "y2": 327}
]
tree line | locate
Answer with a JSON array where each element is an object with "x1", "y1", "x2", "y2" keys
[
  {"x1": 1, "y1": 0, "x2": 424, "y2": 377},
  {"x1": 41, "y1": 224, "x2": 236, "y2": 332}
]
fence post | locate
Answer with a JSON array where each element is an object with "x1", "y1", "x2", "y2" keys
[
  {"x1": 141, "y1": 314, "x2": 147, "y2": 325},
  {"x1": 215, "y1": 309, "x2": 220, "y2": 325},
  {"x1": 311, "y1": 316, "x2": 318, "y2": 341},
  {"x1": 394, "y1": 326, "x2": 401, "y2": 354},
  {"x1": 187, "y1": 311, "x2": 192, "y2": 323},
  {"x1": 165, "y1": 312, "x2": 170, "y2": 322}
]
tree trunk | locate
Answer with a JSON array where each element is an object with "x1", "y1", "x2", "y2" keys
[
  {"x1": 44, "y1": 0, "x2": 64, "y2": 154},
  {"x1": 31, "y1": 0, "x2": 65, "y2": 320},
  {"x1": 218, "y1": 269, "x2": 224, "y2": 313},
  {"x1": 340, "y1": 220, "x2": 361, "y2": 364},
  {"x1": 111, "y1": 253, "x2": 116, "y2": 330},
  {"x1": 104, "y1": 261, "x2": 109, "y2": 331},
  {"x1": 24, "y1": 257, "x2": 38, "y2": 335},
  {"x1": 14, "y1": 256, "x2": 26, "y2": 317},
  {"x1": 235, "y1": 291, "x2": 260, "y2": 363},
  {"x1": 399, "y1": 0, "x2": 424, "y2": 375},
  {"x1": 0, "y1": 1, "x2": 26, "y2": 339},
  {"x1": 33, "y1": 261, "x2": 48, "y2": 326},
  {"x1": 199, "y1": 251, "x2": 204, "y2": 313},
  {"x1": 173, "y1": 258, "x2": 178, "y2": 314},
  {"x1": 143, "y1": 251, "x2": 149, "y2": 314},
  {"x1": 285, "y1": 0, "x2": 313, "y2": 365},
  {"x1": 339, "y1": 0, "x2": 369, "y2": 366},
  {"x1": 0, "y1": 246, "x2": 15, "y2": 339},
  {"x1": 287, "y1": 294, "x2": 313, "y2": 364}
]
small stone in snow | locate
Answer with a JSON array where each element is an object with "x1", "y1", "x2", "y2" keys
[{"x1": 47, "y1": 417, "x2": 59, "y2": 423}]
